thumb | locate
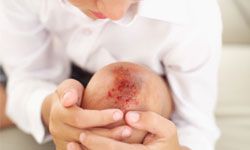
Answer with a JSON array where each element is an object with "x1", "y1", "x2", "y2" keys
[{"x1": 56, "y1": 79, "x2": 84, "y2": 107}]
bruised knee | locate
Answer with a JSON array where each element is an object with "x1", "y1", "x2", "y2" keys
[
  {"x1": 81, "y1": 62, "x2": 173, "y2": 143},
  {"x1": 82, "y1": 62, "x2": 173, "y2": 118}
]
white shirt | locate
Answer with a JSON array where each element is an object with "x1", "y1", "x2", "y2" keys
[{"x1": 0, "y1": 0, "x2": 222, "y2": 150}]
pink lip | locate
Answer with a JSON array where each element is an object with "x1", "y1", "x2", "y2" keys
[{"x1": 91, "y1": 11, "x2": 107, "y2": 19}]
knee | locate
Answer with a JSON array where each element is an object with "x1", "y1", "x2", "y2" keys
[{"x1": 83, "y1": 62, "x2": 173, "y2": 118}]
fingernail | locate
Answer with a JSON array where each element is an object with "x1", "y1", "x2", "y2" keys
[
  {"x1": 113, "y1": 111, "x2": 123, "y2": 121},
  {"x1": 63, "y1": 89, "x2": 74, "y2": 100},
  {"x1": 63, "y1": 89, "x2": 77, "y2": 106},
  {"x1": 127, "y1": 111, "x2": 140, "y2": 123},
  {"x1": 122, "y1": 127, "x2": 132, "y2": 137},
  {"x1": 67, "y1": 143, "x2": 75, "y2": 150},
  {"x1": 79, "y1": 133, "x2": 86, "y2": 143}
]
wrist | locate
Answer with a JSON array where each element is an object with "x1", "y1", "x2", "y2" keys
[{"x1": 41, "y1": 93, "x2": 54, "y2": 128}]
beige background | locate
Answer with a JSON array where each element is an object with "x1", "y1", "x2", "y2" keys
[
  {"x1": 220, "y1": 0, "x2": 250, "y2": 43},
  {"x1": 216, "y1": 1, "x2": 250, "y2": 150}
]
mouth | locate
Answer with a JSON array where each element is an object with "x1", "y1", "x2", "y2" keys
[{"x1": 90, "y1": 11, "x2": 107, "y2": 19}]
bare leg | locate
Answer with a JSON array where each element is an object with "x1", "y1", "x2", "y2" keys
[
  {"x1": 82, "y1": 62, "x2": 173, "y2": 143},
  {"x1": 0, "y1": 85, "x2": 14, "y2": 129}
]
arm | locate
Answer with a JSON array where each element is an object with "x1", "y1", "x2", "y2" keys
[
  {"x1": 161, "y1": 9, "x2": 222, "y2": 150},
  {"x1": 0, "y1": 2, "x2": 134, "y2": 148},
  {"x1": 0, "y1": 0, "x2": 70, "y2": 143}
]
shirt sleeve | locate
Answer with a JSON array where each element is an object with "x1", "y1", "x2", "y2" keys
[
  {"x1": 161, "y1": 17, "x2": 222, "y2": 150},
  {"x1": 0, "y1": 0, "x2": 70, "y2": 143},
  {"x1": 137, "y1": 0, "x2": 188, "y2": 24}
]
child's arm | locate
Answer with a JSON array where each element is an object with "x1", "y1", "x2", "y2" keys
[{"x1": 0, "y1": 0, "x2": 68, "y2": 143}]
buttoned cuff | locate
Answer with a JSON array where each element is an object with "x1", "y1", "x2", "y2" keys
[{"x1": 27, "y1": 84, "x2": 56, "y2": 144}]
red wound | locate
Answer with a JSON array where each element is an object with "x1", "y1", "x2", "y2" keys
[{"x1": 107, "y1": 66, "x2": 142, "y2": 110}]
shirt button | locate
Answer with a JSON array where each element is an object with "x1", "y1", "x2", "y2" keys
[{"x1": 82, "y1": 28, "x2": 92, "y2": 36}]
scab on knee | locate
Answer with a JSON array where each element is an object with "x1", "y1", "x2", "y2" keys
[
  {"x1": 106, "y1": 63, "x2": 144, "y2": 110},
  {"x1": 82, "y1": 62, "x2": 173, "y2": 144},
  {"x1": 83, "y1": 62, "x2": 172, "y2": 116}
]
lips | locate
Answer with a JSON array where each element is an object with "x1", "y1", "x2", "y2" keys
[{"x1": 90, "y1": 11, "x2": 107, "y2": 19}]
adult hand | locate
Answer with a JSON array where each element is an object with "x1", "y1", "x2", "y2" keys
[
  {"x1": 79, "y1": 111, "x2": 188, "y2": 150},
  {"x1": 68, "y1": 0, "x2": 137, "y2": 20},
  {"x1": 42, "y1": 79, "x2": 132, "y2": 150}
]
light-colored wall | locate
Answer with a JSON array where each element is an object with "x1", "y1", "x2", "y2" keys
[{"x1": 219, "y1": 0, "x2": 250, "y2": 44}]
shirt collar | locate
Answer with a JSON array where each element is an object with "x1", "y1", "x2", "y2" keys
[{"x1": 138, "y1": 0, "x2": 189, "y2": 24}]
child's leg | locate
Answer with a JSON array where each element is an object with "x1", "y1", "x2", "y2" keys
[{"x1": 82, "y1": 62, "x2": 173, "y2": 143}]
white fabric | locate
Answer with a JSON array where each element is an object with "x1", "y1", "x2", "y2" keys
[{"x1": 0, "y1": 0, "x2": 222, "y2": 150}]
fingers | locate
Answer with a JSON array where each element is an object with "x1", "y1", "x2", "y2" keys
[
  {"x1": 125, "y1": 111, "x2": 177, "y2": 138},
  {"x1": 51, "y1": 123, "x2": 133, "y2": 150},
  {"x1": 56, "y1": 79, "x2": 84, "y2": 107},
  {"x1": 90, "y1": 125, "x2": 132, "y2": 141},
  {"x1": 79, "y1": 131, "x2": 146, "y2": 150},
  {"x1": 50, "y1": 120, "x2": 132, "y2": 142},
  {"x1": 59, "y1": 107, "x2": 124, "y2": 128}
]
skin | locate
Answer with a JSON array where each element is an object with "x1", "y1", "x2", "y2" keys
[
  {"x1": 2, "y1": 1, "x2": 189, "y2": 149},
  {"x1": 79, "y1": 111, "x2": 190, "y2": 150},
  {"x1": 42, "y1": 79, "x2": 130, "y2": 150},
  {"x1": 42, "y1": 62, "x2": 189, "y2": 150},
  {"x1": 0, "y1": 85, "x2": 14, "y2": 129},
  {"x1": 42, "y1": 1, "x2": 189, "y2": 149},
  {"x1": 68, "y1": 0, "x2": 137, "y2": 20},
  {"x1": 82, "y1": 62, "x2": 173, "y2": 143}
]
